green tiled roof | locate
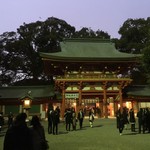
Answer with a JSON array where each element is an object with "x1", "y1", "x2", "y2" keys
[
  {"x1": 40, "y1": 39, "x2": 141, "y2": 62},
  {"x1": 127, "y1": 86, "x2": 150, "y2": 97},
  {"x1": 0, "y1": 85, "x2": 55, "y2": 99}
]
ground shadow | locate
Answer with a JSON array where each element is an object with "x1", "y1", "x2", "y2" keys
[
  {"x1": 123, "y1": 132, "x2": 137, "y2": 135},
  {"x1": 58, "y1": 131, "x2": 69, "y2": 135},
  {"x1": 93, "y1": 124, "x2": 104, "y2": 128},
  {"x1": 83, "y1": 124, "x2": 103, "y2": 128}
]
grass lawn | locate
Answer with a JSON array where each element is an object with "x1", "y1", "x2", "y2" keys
[{"x1": 0, "y1": 118, "x2": 150, "y2": 150}]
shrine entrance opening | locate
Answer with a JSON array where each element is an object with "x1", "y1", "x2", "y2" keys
[{"x1": 55, "y1": 76, "x2": 132, "y2": 118}]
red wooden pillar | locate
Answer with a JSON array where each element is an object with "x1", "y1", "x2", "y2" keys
[
  {"x1": 78, "y1": 82, "x2": 82, "y2": 113},
  {"x1": 102, "y1": 83, "x2": 108, "y2": 118},
  {"x1": 133, "y1": 100, "x2": 139, "y2": 114},
  {"x1": 119, "y1": 86, "x2": 123, "y2": 113},
  {"x1": 104, "y1": 89, "x2": 108, "y2": 118},
  {"x1": 114, "y1": 101, "x2": 118, "y2": 115},
  {"x1": 61, "y1": 82, "x2": 66, "y2": 119}
]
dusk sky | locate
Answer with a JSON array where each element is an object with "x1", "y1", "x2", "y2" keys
[{"x1": 0, "y1": 0, "x2": 150, "y2": 38}]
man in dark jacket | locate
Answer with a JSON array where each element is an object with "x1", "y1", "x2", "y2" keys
[
  {"x1": 3, "y1": 113, "x2": 32, "y2": 150},
  {"x1": 78, "y1": 109, "x2": 84, "y2": 129},
  {"x1": 52, "y1": 108, "x2": 60, "y2": 135},
  {"x1": 64, "y1": 108, "x2": 72, "y2": 131},
  {"x1": 47, "y1": 108, "x2": 54, "y2": 134},
  {"x1": 137, "y1": 108, "x2": 146, "y2": 134}
]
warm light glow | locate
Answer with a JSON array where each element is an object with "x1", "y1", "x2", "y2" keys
[
  {"x1": 24, "y1": 100, "x2": 30, "y2": 105},
  {"x1": 73, "y1": 102, "x2": 76, "y2": 106},
  {"x1": 23, "y1": 99, "x2": 31, "y2": 109},
  {"x1": 125, "y1": 101, "x2": 132, "y2": 108}
]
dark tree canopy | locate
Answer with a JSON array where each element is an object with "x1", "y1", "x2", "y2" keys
[
  {"x1": 0, "y1": 32, "x2": 22, "y2": 85},
  {"x1": 116, "y1": 17, "x2": 150, "y2": 53},
  {"x1": 142, "y1": 46, "x2": 150, "y2": 72},
  {"x1": 0, "y1": 17, "x2": 110, "y2": 86},
  {"x1": 111, "y1": 18, "x2": 150, "y2": 85},
  {"x1": 142, "y1": 46, "x2": 150, "y2": 84},
  {"x1": 73, "y1": 27, "x2": 110, "y2": 39}
]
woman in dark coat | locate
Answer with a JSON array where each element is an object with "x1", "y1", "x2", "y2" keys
[
  {"x1": 71, "y1": 108, "x2": 77, "y2": 130},
  {"x1": 116, "y1": 109, "x2": 125, "y2": 135},
  {"x1": 30, "y1": 115, "x2": 49, "y2": 150},
  {"x1": 122, "y1": 107, "x2": 129, "y2": 130}
]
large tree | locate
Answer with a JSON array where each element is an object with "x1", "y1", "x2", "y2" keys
[
  {"x1": 0, "y1": 32, "x2": 22, "y2": 85},
  {"x1": 73, "y1": 27, "x2": 110, "y2": 39},
  {"x1": 112, "y1": 17, "x2": 150, "y2": 85},
  {"x1": 116, "y1": 17, "x2": 150, "y2": 53},
  {"x1": 142, "y1": 46, "x2": 150, "y2": 84},
  {"x1": 0, "y1": 17, "x2": 110, "y2": 86},
  {"x1": 0, "y1": 17, "x2": 76, "y2": 86}
]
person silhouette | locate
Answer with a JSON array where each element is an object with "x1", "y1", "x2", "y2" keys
[
  {"x1": 30, "y1": 115, "x2": 49, "y2": 150},
  {"x1": 78, "y1": 109, "x2": 84, "y2": 129},
  {"x1": 3, "y1": 113, "x2": 32, "y2": 150}
]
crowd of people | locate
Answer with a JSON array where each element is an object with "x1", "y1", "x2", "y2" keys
[
  {"x1": 64, "y1": 107, "x2": 95, "y2": 131},
  {"x1": 116, "y1": 107, "x2": 150, "y2": 135},
  {"x1": 1, "y1": 106, "x2": 93, "y2": 150},
  {"x1": 47, "y1": 106, "x2": 95, "y2": 135},
  {"x1": 2, "y1": 105, "x2": 150, "y2": 149}
]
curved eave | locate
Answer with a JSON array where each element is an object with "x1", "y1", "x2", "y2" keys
[{"x1": 40, "y1": 52, "x2": 141, "y2": 63}]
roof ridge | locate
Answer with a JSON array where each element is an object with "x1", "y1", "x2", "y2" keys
[{"x1": 63, "y1": 38, "x2": 111, "y2": 43}]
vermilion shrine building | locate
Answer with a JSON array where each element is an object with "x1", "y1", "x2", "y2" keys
[{"x1": 40, "y1": 38, "x2": 140, "y2": 118}]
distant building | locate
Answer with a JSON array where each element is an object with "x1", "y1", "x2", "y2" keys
[{"x1": 0, "y1": 86, "x2": 55, "y2": 119}]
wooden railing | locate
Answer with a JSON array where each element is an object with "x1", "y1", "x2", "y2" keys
[{"x1": 57, "y1": 72, "x2": 130, "y2": 79}]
